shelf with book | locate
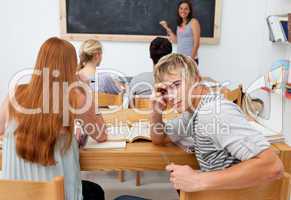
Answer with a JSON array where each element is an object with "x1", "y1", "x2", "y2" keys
[
  {"x1": 267, "y1": 13, "x2": 290, "y2": 43},
  {"x1": 288, "y1": 13, "x2": 291, "y2": 43}
]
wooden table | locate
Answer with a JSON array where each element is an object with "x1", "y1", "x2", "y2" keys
[
  {"x1": 0, "y1": 142, "x2": 197, "y2": 200},
  {"x1": 0, "y1": 142, "x2": 290, "y2": 200},
  {"x1": 79, "y1": 142, "x2": 291, "y2": 200},
  {"x1": 1, "y1": 106, "x2": 291, "y2": 199},
  {"x1": 80, "y1": 142, "x2": 197, "y2": 171}
]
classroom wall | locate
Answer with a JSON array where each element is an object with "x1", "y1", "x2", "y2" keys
[
  {"x1": 0, "y1": 0, "x2": 290, "y2": 102},
  {"x1": 284, "y1": 43, "x2": 291, "y2": 148}
]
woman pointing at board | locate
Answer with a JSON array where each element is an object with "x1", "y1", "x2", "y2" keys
[{"x1": 160, "y1": 0, "x2": 201, "y2": 65}]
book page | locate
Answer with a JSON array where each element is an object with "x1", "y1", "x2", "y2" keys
[
  {"x1": 84, "y1": 137, "x2": 126, "y2": 149},
  {"x1": 129, "y1": 121, "x2": 151, "y2": 142},
  {"x1": 107, "y1": 125, "x2": 131, "y2": 141}
]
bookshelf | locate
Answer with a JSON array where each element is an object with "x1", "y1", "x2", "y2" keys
[
  {"x1": 267, "y1": 13, "x2": 290, "y2": 43},
  {"x1": 288, "y1": 14, "x2": 291, "y2": 43}
]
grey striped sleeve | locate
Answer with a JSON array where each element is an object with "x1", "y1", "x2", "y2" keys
[
  {"x1": 164, "y1": 111, "x2": 193, "y2": 142},
  {"x1": 197, "y1": 100, "x2": 270, "y2": 161}
]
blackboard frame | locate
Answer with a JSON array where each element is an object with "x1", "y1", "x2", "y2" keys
[{"x1": 60, "y1": 0, "x2": 222, "y2": 44}]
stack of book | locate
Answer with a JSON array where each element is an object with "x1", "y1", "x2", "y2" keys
[
  {"x1": 289, "y1": 13, "x2": 291, "y2": 43},
  {"x1": 267, "y1": 15, "x2": 288, "y2": 43}
]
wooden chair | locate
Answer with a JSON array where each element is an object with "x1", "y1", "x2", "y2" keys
[
  {"x1": 95, "y1": 92, "x2": 123, "y2": 107},
  {"x1": 180, "y1": 176, "x2": 291, "y2": 200},
  {"x1": 132, "y1": 96, "x2": 173, "y2": 110},
  {"x1": 102, "y1": 109, "x2": 178, "y2": 124},
  {"x1": 0, "y1": 176, "x2": 64, "y2": 200},
  {"x1": 224, "y1": 84, "x2": 243, "y2": 108},
  {"x1": 179, "y1": 143, "x2": 291, "y2": 200},
  {"x1": 132, "y1": 84, "x2": 243, "y2": 109},
  {"x1": 133, "y1": 96, "x2": 151, "y2": 109}
]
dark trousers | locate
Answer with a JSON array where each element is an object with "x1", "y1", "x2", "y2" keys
[
  {"x1": 82, "y1": 180, "x2": 105, "y2": 200},
  {"x1": 114, "y1": 195, "x2": 149, "y2": 200}
]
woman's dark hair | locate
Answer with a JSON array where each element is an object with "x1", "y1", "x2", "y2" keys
[
  {"x1": 177, "y1": 0, "x2": 193, "y2": 26},
  {"x1": 150, "y1": 37, "x2": 172, "y2": 65}
]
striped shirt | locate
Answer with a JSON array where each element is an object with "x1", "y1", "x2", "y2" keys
[
  {"x1": 192, "y1": 94, "x2": 240, "y2": 171},
  {"x1": 165, "y1": 93, "x2": 270, "y2": 172}
]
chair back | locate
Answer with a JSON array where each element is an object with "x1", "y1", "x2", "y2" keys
[
  {"x1": 224, "y1": 84, "x2": 243, "y2": 107},
  {"x1": 0, "y1": 176, "x2": 64, "y2": 200},
  {"x1": 133, "y1": 96, "x2": 151, "y2": 109},
  {"x1": 180, "y1": 176, "x2": 290, "y2": 200},
  {"x1": 95, "y1": 92, "x2": 123, "y2": 107}
]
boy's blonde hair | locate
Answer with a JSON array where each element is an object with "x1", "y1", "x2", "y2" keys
[
  {"x1": 78, "y1": 39, "x2": 102, "y2": 70},
  {"x1": 154, "y1": 53, "x2": 200, "y2": 83}
]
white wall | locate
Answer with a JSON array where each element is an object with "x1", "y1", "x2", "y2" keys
[
  {"x1": 285, "y1": 43, "x2": 291, "y2": 149},
  {"x1": 0, "y1": 0, "x2": 290, "y2": 102}
]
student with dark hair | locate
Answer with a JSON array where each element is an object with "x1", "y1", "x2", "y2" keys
[
  {"x1": 129, "y1": 37, "x2": 172, "y2": 99},
  {"x1": 160, "y1": 0, "x2": 201, "y2": 65},
  {"x1": 150, "y1": 37, "x2": 173, "y2": 65}
]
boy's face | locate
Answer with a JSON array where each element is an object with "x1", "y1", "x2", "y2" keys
[{"x1": 159, "y1": 67, "x2": 193, "y2": 113}]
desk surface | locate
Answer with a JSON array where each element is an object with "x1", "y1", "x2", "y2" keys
[
  {"x1": 0, "y1": 141, "x2": 290, "y2": 200},
  {"x1": 0, "y1": 141, "x2": 283, "y2": 171},
  {"x1": 0, "y1": 142, "x2": 198, "y2": 171},
  {"x1": 80, "y1": 142, "x2": 198, "y2": 171},
  {"x1": 1, "y1": 107, "x2": 290, "y2": 200}
]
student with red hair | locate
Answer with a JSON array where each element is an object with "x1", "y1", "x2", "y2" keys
[{"x1": 0, "y1": 37, "x2": 107, "y2": 200}]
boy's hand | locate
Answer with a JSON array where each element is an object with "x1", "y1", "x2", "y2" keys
[
  {"x1": 166, "y1": 164, "x2": 206, "y2": 192},
  {"x1": 152, "y1": 83, "x2": 168, "y2": 113}
]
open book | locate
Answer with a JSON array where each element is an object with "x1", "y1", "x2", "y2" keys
[
  {"x1": 84, "y1": 137, "x2": 126, "y2": 149},
  {"x1": 107, "y1": 121, "x2": 151, "y2": 143}
]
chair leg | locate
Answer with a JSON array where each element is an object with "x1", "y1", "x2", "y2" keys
[
  {"x1": 136, "y1": 171, "x2": 141, "y2": 186},
  {"x1": 117, "y1": 170, "x2": 125, "y2": 182}
]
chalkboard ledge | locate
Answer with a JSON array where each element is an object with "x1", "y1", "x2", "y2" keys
[{"x1": 60, "y1": 33, "x2": 220, "y2": 44}]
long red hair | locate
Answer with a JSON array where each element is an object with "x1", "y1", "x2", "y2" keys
[{"x1": 8, "y1": 37, "x2": 79, "y2": 166}]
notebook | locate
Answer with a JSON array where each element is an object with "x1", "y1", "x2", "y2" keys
[{"x1": 84, "y1": 137, "x2": 126, "y2": 149}]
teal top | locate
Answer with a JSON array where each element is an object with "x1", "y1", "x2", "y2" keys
[{"x1": 1, "y1": 121, "x2": 83, "y2": 200}]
